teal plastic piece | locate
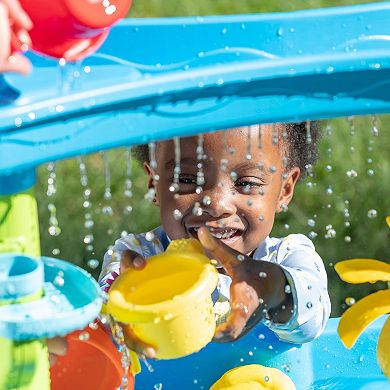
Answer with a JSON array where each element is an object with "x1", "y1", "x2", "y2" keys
[
  {"x1": 0, "y1": 254, "x2": 102, "y2": 340},
  {"x1": 0, "y1": 255, "x2": 43, "y2": 300},
  {"x1": 0, "y1": 169, "x2": 36, "y2": 195},
  {"x1": 0, "y1": 2, "x2": 389, "y2": 176},
  {"x1": 135, "y1": 316, "x2": 390, "y2": 389}
]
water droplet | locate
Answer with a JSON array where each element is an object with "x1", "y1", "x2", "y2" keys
[
  {"x1": 258, "y1": 333, "x2": 265, "y2": 340},
  {"x1": 55, "y1": 105, "x2": 64, "y2": 113},
  {"x1": 307, "y1": 219, "x2": 316, "y2": 227},
  {"x1": 284, "y1": 285, "x2": 291, "y2": 294},
  {"x1": 48, "y1": 226, "x2": 61, "y2": 236},
  {"x1": 54, "y1": 274, "x2": 65, "y2": 287},
  {"x1": 83, "y1": 234, "x2": 94, "y2": 244},
  {"x1": 367, "y1": 209, "x2": 377, "y2": 219},
  {"x1": 259, "y1": 272, "x2": 267, "y2": 278},
  {"x1": 14, "y1": 117, "x2": 22, "y2": 127},
  {"x1": 264, "y1": 376, "x2": 270, "y2": 382},
  {"x1": 276, "y1": 27, "x2": 284, "y2": 36},
  {"x1": 325, "y1": 227, "x2": 336, "y2": 239},
  {"x1": 173, "y1": 209, "x2": 183, "y2": 220},
  {"x1": 52, "y1": 248, "x2": 60, "y2": 255},
  {"x1": 79, "y1": 332, "x2": 90, "y2": 341},
  {"x1": 202, "y1": 195, "x2": 211, "y2": 206},
  {"x1": 325, "y1": 186, "x2": 333, "y2": 196},
  {"x1": 221, "y1": 27, "x2": 228, "y2": 35},
  {"x1": 367, "y1": 169, "x2": 375, "y2": 176},
  {"x1": 145, "y1": 231, "x2": 155, "y2": 241},
  {"x1": 309, "y1": 231, "x2": 317, "y2": 239},
  {"x1": 284, "y1": 224, "x2": 290, "y2": 230},
  {"x1": 163, "y1": 313, "x2": 173, "y2": 321},
  {"x1": 102, "y1": 206, "x2": 113, "y2": 216},
  {"x1": 237, "y1": 254, "x2": 245, "y2": 261},
  {"x1": 192, "y1": 202, "x2": 203, "y2": 216},
  {"x1": 346, "y1": 169, "x2": 358, "y2": 178},
  {"x1": 345, "y1": 297, "x2": 356, "y2": 306},
  {"x1": 344, "y1": 236, "x2": 352, "y2": 243},
  {"x1": 258, "y1": 215, "x2": 265, "y2": 221},
  {"x1": 86, "y1": 259, "x2": 99, "y2": 269},
  {"x1": 84, "y1": 220, "x2": 94, "y2": 229},
  {"x1": 269, "y1": 165, "x2": 277, "y2": 174}
]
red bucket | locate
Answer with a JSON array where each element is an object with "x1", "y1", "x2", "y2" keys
[
  {"x1": 50, "y1": 322, "x2": 135, "y2": 390},
  {"x1": 19, "y1": 0, "x2": 132, "y2": 60}
]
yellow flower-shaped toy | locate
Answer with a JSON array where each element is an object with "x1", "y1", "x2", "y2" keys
[{"x1": 335, "y1": 216, "x2": 390, "y2": 379}]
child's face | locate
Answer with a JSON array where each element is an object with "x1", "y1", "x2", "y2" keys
[{"x1": 147, "y1": 125, "x2": 300, "y2": 255}]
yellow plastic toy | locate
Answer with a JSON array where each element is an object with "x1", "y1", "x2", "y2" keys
[
  {"x1": 335, "y1": 216, "x2": 390, "y2": 379},
  {"x1": 210, "y1": 364, "x2": 296, "y2": 390},
  {"x1": 107, "y1": 238, "x2": 219, "y2": 359}
]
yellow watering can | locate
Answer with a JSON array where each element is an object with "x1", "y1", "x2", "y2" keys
[{"x1": 107, "y1": 238, "x2": 219, "y2": 359}]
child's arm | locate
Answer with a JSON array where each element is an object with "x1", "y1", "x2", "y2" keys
[
  {"x1": 198, "y1": 227, "x2": 330, "y2": 343},
  {"x1": 198, "y1": 227, "x2": 293, "y2": 341}
]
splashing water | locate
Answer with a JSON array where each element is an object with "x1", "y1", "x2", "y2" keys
[
  {"x1": 102, "y1": 151, "x2": 114, "y2": 217},
  {"x1": 46, "y1": 162, "x2": 61, "y2": 238},
  {"x1": 246, "y1": 126, "x2": 252, "y2": 160},
  {"x1": 196, "y1": 134, "x2": 205, "y2": 194},
  {"x1": 105, "y1": 315, "x2": 131, "y2": 390},
  {"x1": 169, "y1": 137, "x2": 181, "y2": 194},
  {"x1": 78, "y1": 156, "x2": 95, "y2": 257},
  {"x1": 124, "y1": 147, "x2": 133, "y2": 215}
]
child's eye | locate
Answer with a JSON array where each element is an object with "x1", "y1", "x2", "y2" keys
[
  {"x1": 235, "y1": 177, "x2": 264, "y2": 194},
  {"x1": 179, "y1": 175, "x2": 197, "y2": 185}
]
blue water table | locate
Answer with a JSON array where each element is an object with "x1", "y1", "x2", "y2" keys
[{"x1": 1, "y1": 1, "x2": 390, "y2": 389}]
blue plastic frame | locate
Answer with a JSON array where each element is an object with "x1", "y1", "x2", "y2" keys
[
  {"x1": 0, "y1": 2, "x2": 389, "y2": 176},
  {"x1": 135, "y1": 316, "x2": 389, "y2": 389}
]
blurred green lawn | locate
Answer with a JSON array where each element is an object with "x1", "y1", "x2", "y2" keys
[{"x1": 36, "y1": 1, "x2": 390, "y2": 317}]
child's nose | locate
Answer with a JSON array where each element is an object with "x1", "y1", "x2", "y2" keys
[{"x1": 200, "y1": 187, "x2": 237, "y2": 219}]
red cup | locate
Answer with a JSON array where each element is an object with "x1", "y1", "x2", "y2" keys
[
  {"x1": 18, "y1": 0, "x2": 132, "y2": 61},
  {"x1": 50, "y1": 322, "x2": 135, "y2": 390}
]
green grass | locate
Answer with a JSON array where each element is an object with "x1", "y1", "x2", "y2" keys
[{"x1": 129, "y1": 0, "x2": 381, "y2": 17}]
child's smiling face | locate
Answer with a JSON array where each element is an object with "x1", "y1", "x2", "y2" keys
[{"x1": 148, "y1": 125, "x2": 300, "y2": 255}]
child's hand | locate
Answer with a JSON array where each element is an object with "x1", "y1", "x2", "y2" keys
[
  {"x1": 120, "y1": 249, "x2": 147, "y2": 272},
  {"x1": 198, "y1": 227, "x2": 293, "y2": 343},
  {"x1": 47, "y1": 336, "x2": 67, "y2": 367},
  {"x1": 119, "y1": 249, "x2": 156, "y2": 359},
  {"x1": 0, "y1": 0, "x2": 32, "y2": 74}
]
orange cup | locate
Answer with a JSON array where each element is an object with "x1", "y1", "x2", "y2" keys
[{"x1": 50, "y1": 322, "x2": 134, "y2": 390}]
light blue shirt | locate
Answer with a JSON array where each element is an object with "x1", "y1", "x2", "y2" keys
[{"x1": 99, "y1": 226, "x2": 331, "y2": 344}]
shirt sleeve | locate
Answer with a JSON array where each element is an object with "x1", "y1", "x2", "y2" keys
[{"x1": 266, "y1": 234, "x2": 331, "y2": 344}]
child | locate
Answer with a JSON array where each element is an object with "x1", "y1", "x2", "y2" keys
[{"x1": 99, "y1": 123, "x2": 331, "y2": 358}]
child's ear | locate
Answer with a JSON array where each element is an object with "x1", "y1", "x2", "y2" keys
[
  {"x1": 277, "y1": 167, "x2": 300, "y2": 213},
  {"x1": 144, "y1": 162, "x2": 160, "y2": 206}
]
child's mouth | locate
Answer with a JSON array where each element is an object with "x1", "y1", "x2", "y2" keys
[{"x1": 188, "y1": 226, "x2": 243, "y2": 244}]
